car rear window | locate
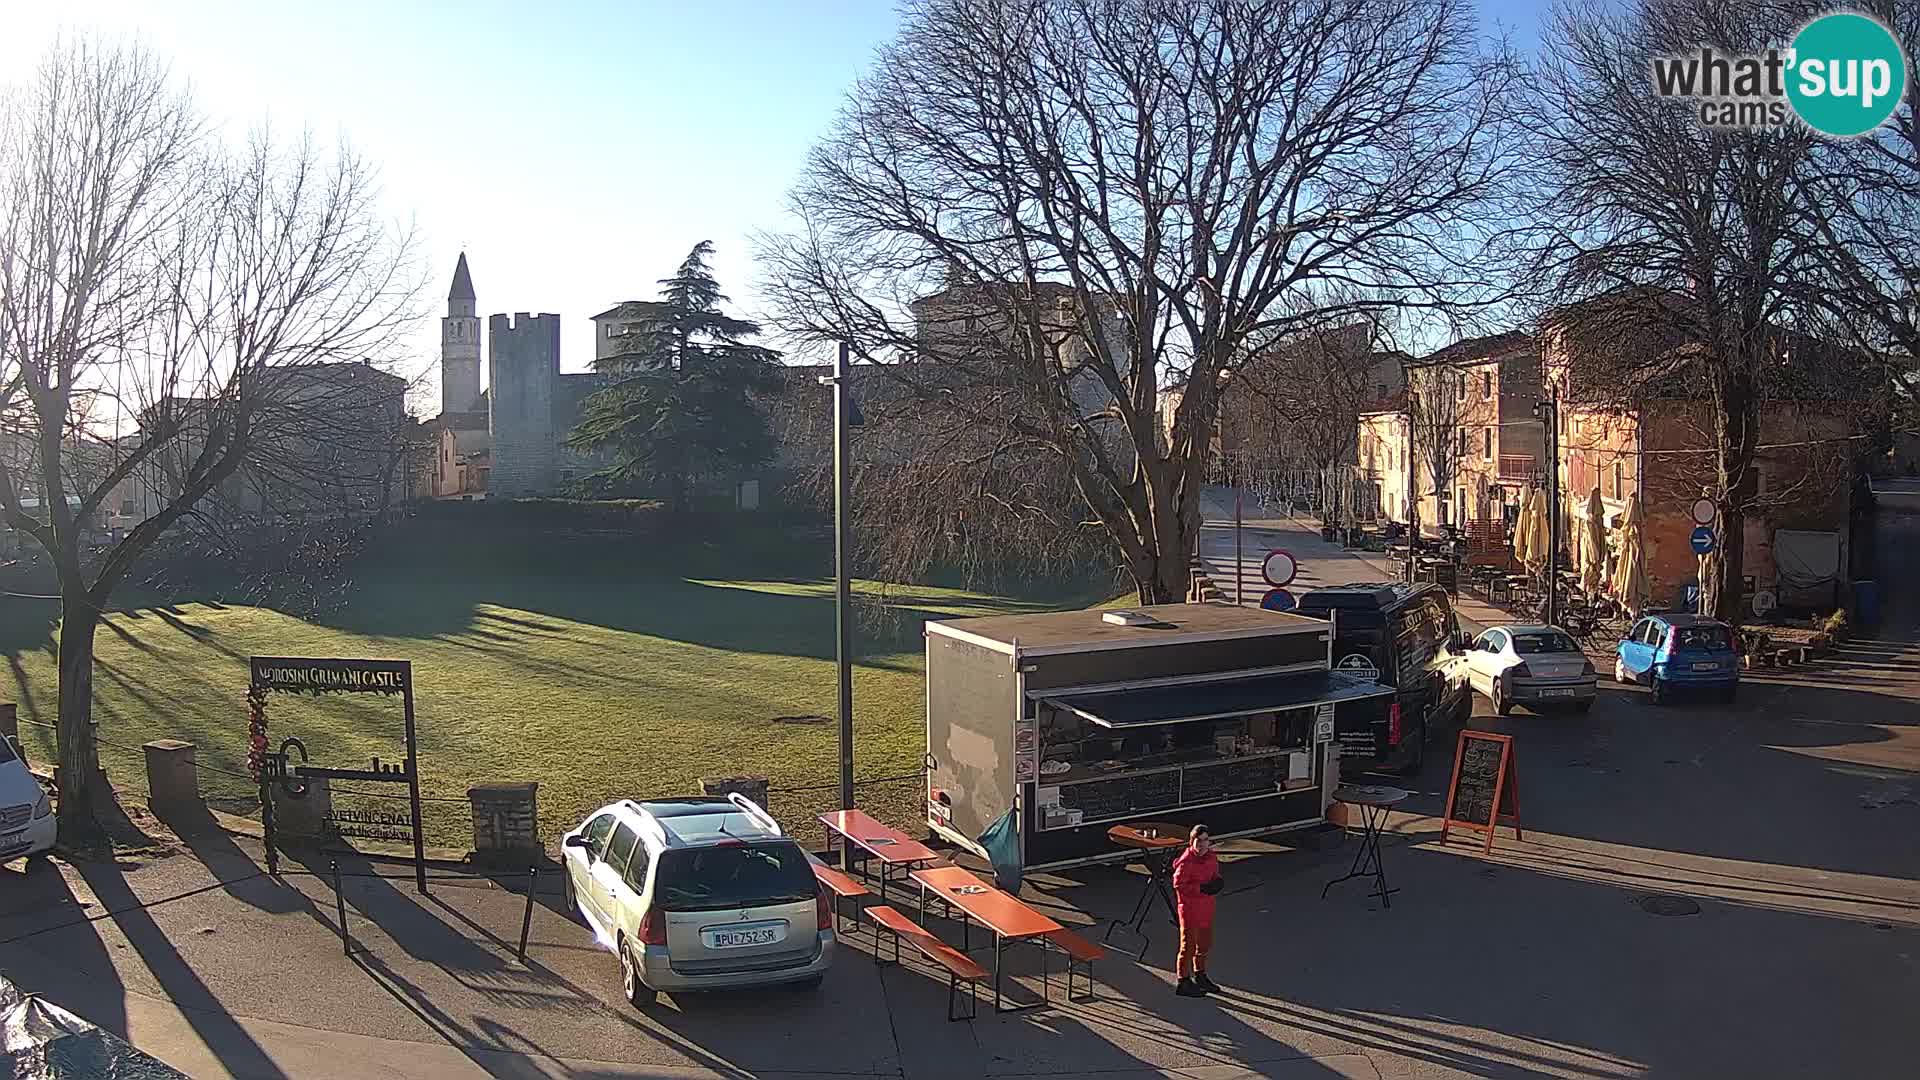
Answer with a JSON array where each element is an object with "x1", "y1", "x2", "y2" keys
[
  {"x1": 1673, "y1": 625, "x2": 1730, "y2": 650},
  {"x1": 1513, "y1": 631, "x2": 1578, "y2": 654},
  {"x1": 653, "y1": 842, "x2": 816, "y2": 911}
]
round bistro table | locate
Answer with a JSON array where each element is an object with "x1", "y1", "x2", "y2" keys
[
  {"x1": 1102, "y1": 821, "x2": 1187, "y2": 957},
  {"x1": 1322, "y1": 785, "x2": 1410, "y2": 908}
]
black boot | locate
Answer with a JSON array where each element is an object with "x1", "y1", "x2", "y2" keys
[
  {"x1": 1193, "y1": 972, "x2": 1220, "y2": 994},
  {"x1": 1175, "y1": 977, "x2": 1206, "y2": 997}
]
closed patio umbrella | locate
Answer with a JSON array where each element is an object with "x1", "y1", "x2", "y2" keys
[
  {"x1": 1512, "y1": 488, "x2": 1535, "y2": 568},
  {"x1": 1611, "y1": 492, "x2": 1646, "y2": 614},
  {"x1": 1581, "y1": 488, "x2": 1607, "y2": 595},
  {"x1": 1523, "y1": 488, "x2": 1551, "y2": 573}
]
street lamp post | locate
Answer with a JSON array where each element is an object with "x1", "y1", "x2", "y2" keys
[
  {"x1": 820, "y1": 342, "x2": 857, "y2": 870},
  {"x1": 1534, "y1": 391, "x2": 1560, "y2": 628},
  {"x1": 833, "y1": 343, "x2": 854, "y2": 820}
]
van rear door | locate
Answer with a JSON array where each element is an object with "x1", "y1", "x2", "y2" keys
[{"x1": 1304, "y1": 606, "x2": 1397, "y2": 764}]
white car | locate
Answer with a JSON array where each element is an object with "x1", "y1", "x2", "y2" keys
[
  {"x1": 0, "y1": 736, "x2": 55, "y2": 863},
  {"x1": 558, "y1": 793, "x2": 833, "y2": 1005},
  {"x1": 1461, "y1": 625, "x2": 1597, "y2": 715}
]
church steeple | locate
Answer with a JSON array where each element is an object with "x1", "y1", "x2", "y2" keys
[
  {"x1": 448, "y1": 252, "x2": 476, "y2": 317},
  {"x1": 441, "y1": 253, "x2": 483, "y2": 414}
]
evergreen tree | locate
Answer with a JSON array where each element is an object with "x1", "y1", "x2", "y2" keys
[{"x1": 569, "y1": 242, "x2": 781, "y2": 511}]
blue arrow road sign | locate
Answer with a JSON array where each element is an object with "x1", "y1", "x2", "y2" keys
[{"x1": 1690, "y1": 526, "x2": 1715, "y2": 555}]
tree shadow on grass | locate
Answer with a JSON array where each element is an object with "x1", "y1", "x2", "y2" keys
[{"x1": 314, "y1": 573, "x2": 1047, "y2": 666}]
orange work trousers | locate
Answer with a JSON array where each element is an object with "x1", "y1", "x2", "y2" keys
[{"x1": 1177, "y1": 921, "x2": 1214, "y2": 978}]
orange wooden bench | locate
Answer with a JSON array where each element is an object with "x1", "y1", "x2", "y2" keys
[
  {"x1": 1043, "y1": 927, "x2": 1105, "y2": 1002},
  {"x1": 864, "y1": 904, "x2": 987, "y2": 1021},
  {"x1": 810, "y1": 860, "x2": 872, "y2": 935}
]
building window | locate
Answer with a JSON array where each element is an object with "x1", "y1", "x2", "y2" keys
[
  {"x1": 1483, "y1": 428, "x2": 1492, "y2": 459},
  {"x1": 1375, "y1": 382, "x2": 1387, "y2": 400},
  {"x1": 1458, "y1": 429, "x2": 1469, "y2": 456},
  {"x1": 1456, "y1": 374, "x2": 1467, "y2": 401},
  {"x1": 1611, "y1": 460, "x2": 1623, "y2": 499}
]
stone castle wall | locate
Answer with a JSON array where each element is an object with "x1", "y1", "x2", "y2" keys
[{"x1": 489, "y1": 313, "x2": 561, "y2": 496}]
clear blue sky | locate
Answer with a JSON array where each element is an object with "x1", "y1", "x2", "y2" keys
[{"x1": 5, "y1": 0, "x2": 1556, "y2": 407}]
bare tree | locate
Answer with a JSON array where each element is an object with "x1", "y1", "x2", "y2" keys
[
  {"x1": 1516, "y1": 0, "x2": 1868, "y2": 622},
  {"x1": 759, "y1": 0, "x2": 1520, "y2": 603},
  {"x1": 1223, "y1": 320, "x2": 1402, "y2": 480},
  {"x1": 0, "y1": 40, "x2": 420, "y2": 849},
  {"x1": 1406, "y1": 362, "x2": 1461, "y2": 531},
  {"x1": 1787, "y1": 1, "x2": 1920, "y2": 445}
]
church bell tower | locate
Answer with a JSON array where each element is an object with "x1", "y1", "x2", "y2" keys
[{"x1": 441, "y1": 253, "x2": 483, "y2": 414}]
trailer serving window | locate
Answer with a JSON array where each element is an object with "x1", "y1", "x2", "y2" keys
[{"x1": 1028, "y1": 671, "x2": 1379, "y2": 829}]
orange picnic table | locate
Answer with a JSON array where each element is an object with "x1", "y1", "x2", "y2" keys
[
  {"x1": 912, "y1": 863, "x2": 1062, "y2": 1013},
  {"x1": 818, "y1": 809, "x2": 944, "y2": 903}
]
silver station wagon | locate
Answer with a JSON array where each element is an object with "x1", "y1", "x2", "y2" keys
[{"x1": 560, "y1": 794, "x2": 834, "y2": 1004}]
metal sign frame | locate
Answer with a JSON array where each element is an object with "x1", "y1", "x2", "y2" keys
[{"x1": 249, "y1": 656, "x2": 426, "y2": 894}]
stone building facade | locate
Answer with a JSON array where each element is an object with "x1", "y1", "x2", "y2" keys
[{"x1": 425, "y1": 255, "x2": 612, "y2": 499}]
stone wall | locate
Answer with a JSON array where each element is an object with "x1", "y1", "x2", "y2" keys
[{"x1": 488, "y1": 313, "x2": 561, "y2": 496}]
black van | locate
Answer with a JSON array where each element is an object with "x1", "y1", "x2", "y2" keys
[{"x1": 1293, "y1": 582, "x2": 1472, "y2": 775}]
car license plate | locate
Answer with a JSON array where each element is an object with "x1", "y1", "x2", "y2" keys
[
  {"x1": 1692, "y1": 662, "x2": 1718, "y2": 671},
  {"x1": 1542, "y1": 688, "x2": 1576, "y2": 698},
  {"x1": 704, "y1": 924, "x2": 781, "y2": 949}
]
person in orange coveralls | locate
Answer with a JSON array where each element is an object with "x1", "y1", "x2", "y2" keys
[{"x1": 1172, "y1": 824, "x2": 1223, "y2": 996}]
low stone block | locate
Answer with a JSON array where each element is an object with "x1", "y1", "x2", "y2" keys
[
  {"x1": 143, "y1": 740, "x2": 201, "y2": 817},
  {"x1": 470, "y1": 781, "x2": 540, "y2": 861},
  {"x1": 271, "y1": 777, "x2": 333, "y2": 838},
  {"x1": 701, "y1": 775, "x2": 770, "y2": 813}
]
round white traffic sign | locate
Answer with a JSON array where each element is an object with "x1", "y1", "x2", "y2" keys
[
  {"x1": 1690, "y1": 498, "x2": 1716, "y2": 525},
  {"x1": 1262, "y1": 548, "x2": 1298, "y2": 587}
]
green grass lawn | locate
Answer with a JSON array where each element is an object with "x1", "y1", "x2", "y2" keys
[{"x1": 1, "y1": 519, "x2": 1119, "y2": 848}]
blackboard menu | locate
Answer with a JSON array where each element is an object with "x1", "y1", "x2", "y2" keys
[
  {"x1": 1451, "y1": 733, "x2": 1505, "y2": 827},
  {"x1": 1055, "y1": 768, "x2": 1181, "y2": 822},
  {"x1": 1181, "y1": 756, "x2": 1281, "y2": 804}
]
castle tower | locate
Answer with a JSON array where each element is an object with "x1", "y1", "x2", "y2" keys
[
  {"x1": 440, "y1": 253, "x2": 483, "y2": 415},
  {"x1": 488, "y1": 312, "x2": 561, "y2": 496}
]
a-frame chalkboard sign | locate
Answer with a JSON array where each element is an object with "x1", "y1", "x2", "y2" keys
[{"x1": 1440, "y1": 730, "x2": 1521, "y2": 853}]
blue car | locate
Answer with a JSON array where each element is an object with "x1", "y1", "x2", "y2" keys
[{"x1": 1614, "y1": 614, "x2": 1739, "y2": 705}]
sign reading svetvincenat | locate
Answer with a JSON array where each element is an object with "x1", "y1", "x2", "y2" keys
[
  {"x1": 1652, "y1": 12, "x2": 1906, "y2": 137},
  {"x1": 249, "y1": 656, "x2": 411, "y2": 694}
]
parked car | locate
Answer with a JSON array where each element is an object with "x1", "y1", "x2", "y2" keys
[
  {"x1": 1294, "y1": 581, "x2": 1473, "y2": 775},
  {"x1": 1462, "y1": 625, "x2": 1597, "y2": 715},
  {"x1": 1614, "y1": 614, "x2": 1739, "y2": 704},
  {"x1": 558, "y1": 794, "x2": 833, "y2": 1005},
  {"x1": 0, "y1": 735, "x2": 55, "y2": 865}
]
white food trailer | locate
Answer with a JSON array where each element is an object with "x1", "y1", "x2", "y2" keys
[{"x1": 923, "y1": 603, "x2": 1394, "y2": 871}]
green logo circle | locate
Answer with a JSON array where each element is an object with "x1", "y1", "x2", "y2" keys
[{"x1": 1786, "y1": 13, "x2": 1907, "y2": 137}]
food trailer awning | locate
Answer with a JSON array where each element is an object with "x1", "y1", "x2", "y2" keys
[{"x1": 1042, "y1": 670, "x2": 1392, "y2": 728}]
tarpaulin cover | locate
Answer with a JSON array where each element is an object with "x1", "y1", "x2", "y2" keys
[
  {"x1": 978, "y1": 804, "x2": 1023, "y2": 894},
  {"x1": 0, "y1": 977, "x2": 187, "y2": 1080}
]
